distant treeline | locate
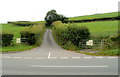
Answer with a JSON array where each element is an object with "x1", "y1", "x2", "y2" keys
[{"x1": 63, "y1": 16, "x2": 120, "y2": 23}]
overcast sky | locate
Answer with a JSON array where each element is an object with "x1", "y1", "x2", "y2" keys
[{"x1": 0, "y1": 0, "x2": 119, "y2": 23}]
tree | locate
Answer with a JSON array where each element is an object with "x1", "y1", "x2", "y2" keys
[{"x1": 44, "y1": 9, "x2": 67, "y2": 26}]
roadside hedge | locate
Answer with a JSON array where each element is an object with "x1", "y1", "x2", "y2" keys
[
  {"x1": 52, "y1": 21, "x2": 90, "y2": 49},
  {"x1": 1, "y1": 33, "x2": 14, "y2": 46},
  {"x1": 20, "y1": 24, "x2": 46, "y2": 45},
  {"x1": 104, "y1": 34, "x2": 120, "y2": 49}
]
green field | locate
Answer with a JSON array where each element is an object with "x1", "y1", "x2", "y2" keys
[
  {"x1": 0, "y1": 23, "x2": 43, "y2": 52},
  {"x1": 64, "y1": 20, "x2": 118, "y2": 39},
  {"x1": 72, "y1": 21, "x2": 118, "y2": 35},
  {"x1": 68, "y1": 12, "x2": 118, "y2": 20},
  {"x1": 52, "y1": 20, "x2": 118, "y2": 56},
  {"x1": 1, "y1": 24, "x2": 29, "y2": 38}
]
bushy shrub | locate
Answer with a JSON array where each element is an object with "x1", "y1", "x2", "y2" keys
[
  {"x1": 103, "y1": 34, "x2": 120, "y2": 50},
  {"x1": 67, "y1": 25, "x2": 90, "y2": 46},
  {"x1": 52, "y1": 21, "x2": 90, "y2": 49},
  {"x1": 20, "y1": 24, "x2": 46, "y2": 45},
  {"x1": 62, "y1": 41, "x2": 78, "y2": 51},
  {"x1": 1, "y1": 33, "x2": 14, "y2": 46},
  {"x1": 110, "y1": 34, "x2": 120, "y2": 42},
  {"x1": 20, "y1": 32, "x2": 36, "y2": 45}
]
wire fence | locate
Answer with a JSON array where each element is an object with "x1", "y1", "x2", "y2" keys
[
  {"x1": 13, "y1": 38, "x2": 118, "y2": 52},
  {"x1": 78, "y1": 39, "x2": 118, "y2": 51},
  {"x1": 13, "y1": 38, "x2": 27, "y2": 44}
]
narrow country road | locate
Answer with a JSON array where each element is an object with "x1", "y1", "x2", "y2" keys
[{"x1": 2, "y1": 29, "x2": 118, "y2": 75}]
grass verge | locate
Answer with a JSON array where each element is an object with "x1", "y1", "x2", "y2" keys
[
  {"x1": 76, "y1": 49, "x2": 119, "y2": 56},
  {"x1": 0, "y1": 43, "x2": 37, "y2": 53}
]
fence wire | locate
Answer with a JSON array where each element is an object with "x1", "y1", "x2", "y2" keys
[{"x1": 78, "y1": 39, "x2": 118, "y2": 51}]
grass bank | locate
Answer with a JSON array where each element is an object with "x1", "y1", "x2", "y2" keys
[{"x1": 77, "y1": 49, "x2": 119, "y2": 56}]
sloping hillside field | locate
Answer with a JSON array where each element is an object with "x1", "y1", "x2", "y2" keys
[{"x1": 68, "y1": 12, "x2": 118, "y2": 20}]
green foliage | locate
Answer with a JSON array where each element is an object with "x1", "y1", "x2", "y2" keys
[
  {"x1": 103, "y1": 34, "x2": 120, "y2": 50},
  {"x1": 1, "y1": 24, "x2": 30, "y2": 38},
  {"x1": 110, "y1": 34, "x2": 120, "y2": 42},
  {"x1": 77, "y1": 49, "x2": 119, "y2": 56},
  {"x1": 1, "y1": 43, "x2": 37, "y2": 52},
  {"x1": 20, "y1": 32, "x2": 36, "y2": 45},
  {"x1": 1, "y1": 33, "x2": 14, "y2": 46},
  {"x1": 45, "y1": 9, "x2": 67, "y2": 26},
  {"x1": 67, "y1": 24, "x2": 90, "y2": 46},
  {"x1": 72, "y1": 21, "x2": 118, "y2": 39},
  {"x1": 52, "y1": 21, "x2": 90, "y2": 49},
  {"x1": 20, "y1": 24, "x2": 46, "y2": 45},
  {"x1": 62, "y1": 41, "x2": 78, "y2": 51},
  {"x1": 8, "y1": 21, "x2": 38, "y2": 26},
  {"x1": 96, "y1": 49, "x2": 119, "y2": 56}
]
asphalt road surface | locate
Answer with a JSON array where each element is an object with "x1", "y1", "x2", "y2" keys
[{"x1": 2, "y1": 29, "x2": 119, "y2": 75}]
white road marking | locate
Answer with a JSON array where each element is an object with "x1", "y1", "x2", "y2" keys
[
  {"x1": 24, "y1": 57, "x2": 32, "y2": 59},
  {"x1": 95, "y1": 56, "x2": 104, "y2": 58},
  {"x1": 72, "y1": 57, "x2": 81, "y2": 59},
  {"x1": 13, "y1": 57, "x2": 22, "y2": 59},
  {"x1": 84, "y1": 57, "x2": 92, "y2": 59},
  {"x1": 36, "y1": 57, "x2": 44, "y2": 59},
  {"x1": 2, "y1": 56, "x2": 118, "y2": 59},
  {"x1": 107, "y1": 57, "x2": 118, "y2": 58},
  {"x1": 30, "y1": 65, "x2": 108, "y2": 68},
  {"x1": 3, "y1": 56, "x2": 11, "y2": 58},
  {"x1": 48, "y1": 52, "x2": 51, "y2": 59},
  {"x1": 48, "y1": 57, "x2": 57, "y2": 59},
  {"x1": 60, "y1": 57, "x2": 69, "y2": 59}
]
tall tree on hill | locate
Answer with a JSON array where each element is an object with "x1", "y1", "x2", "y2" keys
[{"x1": 44, "y1": 9, "x2": 67, "y2": 26}]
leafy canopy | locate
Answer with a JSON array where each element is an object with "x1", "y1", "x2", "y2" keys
[{"x1": 44, "y1": 9, "x2": 67, "y2": 26}]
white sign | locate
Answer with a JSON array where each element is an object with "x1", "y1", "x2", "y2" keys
[
  {"x1": 86, "y1": 40, "x2": 93, "y2": 46},
  {"x1": 16, "y1": 38, "x2": 21, "y2": 43}
]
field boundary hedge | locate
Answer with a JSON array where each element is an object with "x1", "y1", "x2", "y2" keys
[
  {"x1": 20, "y1": 24, "x2": 46, "y2": 45},
  {"x1": 8, "y1": 21, "x2": 39, "y2": 26},
  {"x1": 63, "y1": 16, "x2": 119, "y2": 23},
  {"x1": 1, "y1": 33, "x2": 14, "y2": 46},
  {"x1": 52, "y1": 21, "x2": 90, "y2": 50}
]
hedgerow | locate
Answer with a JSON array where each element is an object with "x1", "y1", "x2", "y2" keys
[
  {"x1": 20, "y1": 24, "x2": 46, "y2": 45},
  {"x1": 52, "y1": 21, "x2": 90, "y2": 50},
  {"x1": 8, "y1": 21, "x2": 38, "y2": 26},
  {"x1": 1, "y1": 33, "x2": 14, "y2": 46},
  {"x1": 103, "y1": 34, "x2": 120, "y2": 50},
  {"x1": 64, "y1": 17, "x2": 119, "y2": 23}
]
